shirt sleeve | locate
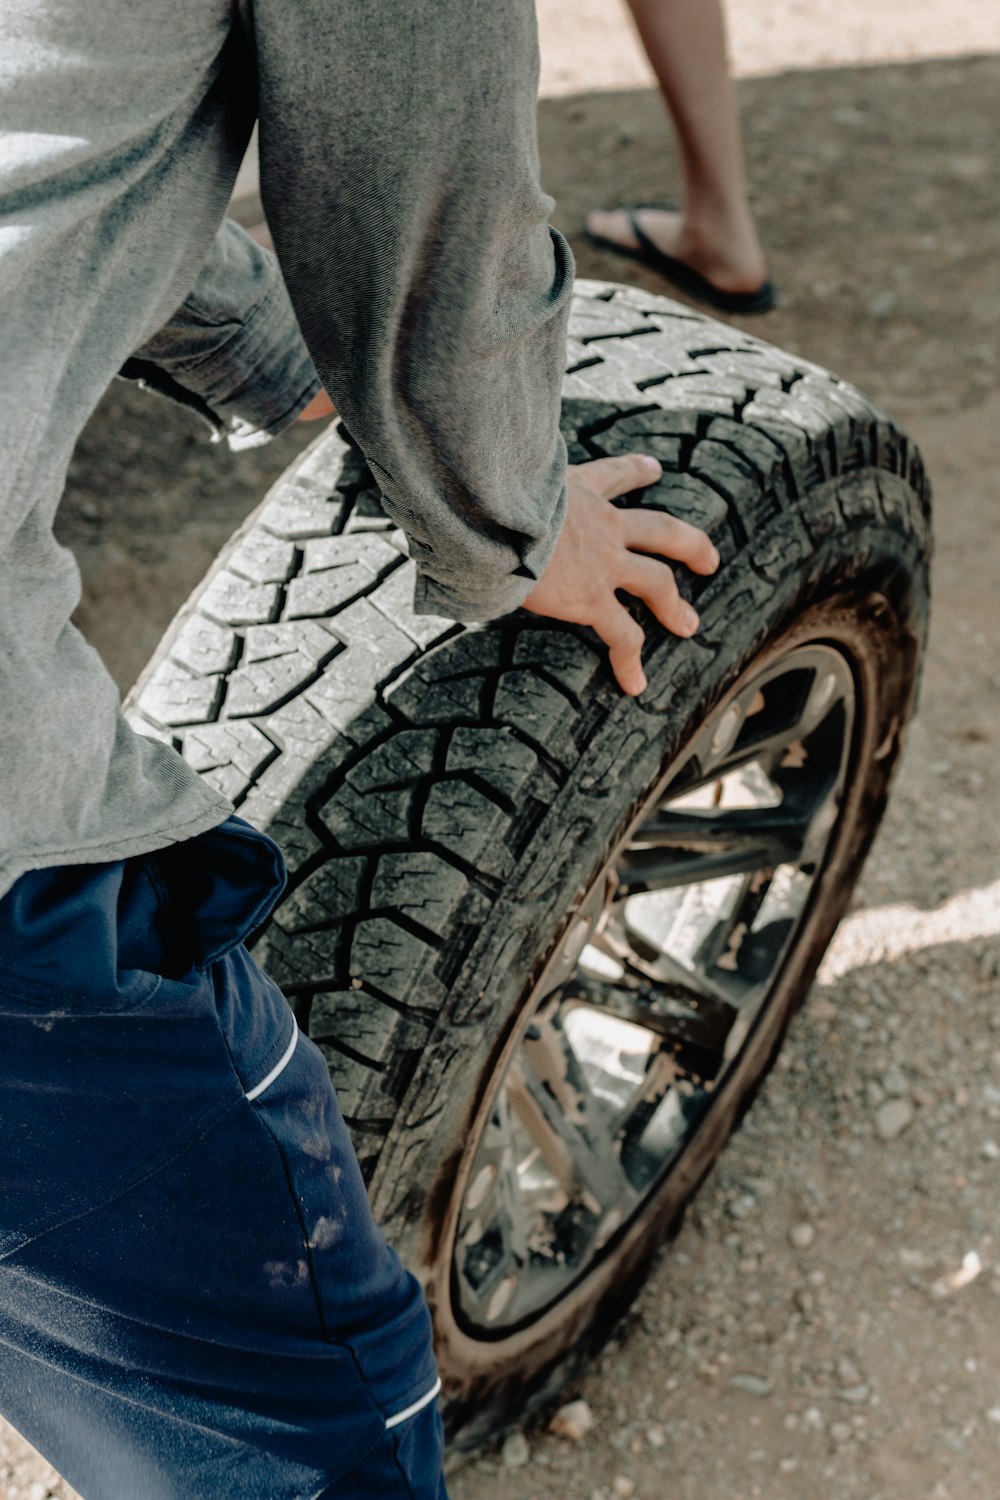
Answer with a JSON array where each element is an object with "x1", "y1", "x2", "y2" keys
[
  {"x1": 245, "y1": 0, "x2": 573, "y2": 621},
  {"x1": 120, "y1": 218, "x2": 322, "y2": 451}
]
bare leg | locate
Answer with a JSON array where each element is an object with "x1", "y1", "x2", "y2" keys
[{"x1": 587, "y1": 0, "x2": 767, "y2": 294}]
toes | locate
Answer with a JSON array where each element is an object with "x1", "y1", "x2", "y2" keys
[{"x1": 586, "y1": 209, "x2": 642, "y2": 252}]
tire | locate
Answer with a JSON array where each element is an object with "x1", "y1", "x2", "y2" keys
[{"x1": 128, "y1": 280, "x2": 931, "y2": 1452}]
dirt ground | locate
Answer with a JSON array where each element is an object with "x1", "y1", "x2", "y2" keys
[{"x1": 4, "y1": 4, "x2": 1000, "y2": 1498}]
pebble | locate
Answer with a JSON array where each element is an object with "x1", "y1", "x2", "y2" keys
[
  {"x1": 869, "y1": 289, "x2": 900, "y2": 318},
  {"x1": 789, "y1": 1222, "x2": 815, "y2": 1250},
  {"x1": 837, "y1": 1383, "x2": 871, "y2": 1405},
  {"x1": 646, "y1": 1424, "x2": 667, "y2": 1449},
  {"x1": 549, "y1": 1400, "x2": 596, "y2": 1442},
  {"x1": 613, "y1": 1478, "x2": 636, "y2": 1498},
  {"x1": 981, "y1": 1140, "x2": 1000, "y2": 1161},
  {"x1": 881, "y1": 1065, "x2": 909, "y2": 1097},
  {"x1": 830, "y1": 1421, "x2": 854, "y2": 1445},
  {"x1": 728, "y1": 1194, "x2": 758, "y2": 1221},
  {"x1": 875, "y1": 1098, "x2": 915, "y2": 1140},
  {"x1": 501, "y1": 1430, "x2": 531, "y2": 1470},
  {"x1": 729, "y1": 1373, "x2": 774, "y2": 1398}
]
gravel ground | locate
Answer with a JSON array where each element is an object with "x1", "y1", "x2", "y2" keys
[{"x1": 4, "y1": 3, "x2": 999, "y2": 1496}]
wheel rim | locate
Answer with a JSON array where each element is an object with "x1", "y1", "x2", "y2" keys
[{"x1": 452, "y1": 641, "x2": 857, "y2": 1335}]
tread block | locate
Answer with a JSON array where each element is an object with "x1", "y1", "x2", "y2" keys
[
  {"x1": 705, "y1": 417, "x2": 789, "y2": 479},
  {"x1": 272, "y1": 857, "x2": 368, "y2": 933},
  {"x1": 350, "y1": 918, "x2": 447, "y2": 1007},
  {"x1": 511, "y1": 630, "x2": 601, "y2": 699},
  {"x1": 305, "y1": 645, "x2": 384, "y2": 732},
  {"x1": 200, "y1": 569, "x2": 279, "y2": 626},
  {"x1": 183, "y1": 721, "x2": 275, "y2": 779},
  {"x1": 751, "y1": 516, "x2": 812, "y2": 581},
  {"x1": 446, "y1": 726, "x2": 540, "y2": 801},
  {"x1": 562, "y1": 361, "x2": 655, "y2": 406},
  {"x1": 256, "y1": 922, "x2": 341, "y2": 987},
  {"x1": 139, "y1": 659, "x2": 221, "y2": 727},
  {"x1": 371, "y1": 852, "x2": 469, "y2": 937},
  {"x1": 492, "y1": 671, "x2": 577, "y2": 758},
  {"x1": 690, "y1": 440, "x2": 762, "y2": 500},
  {"x1": 169, "y1": 616, "x2": 237, "y2": 676},
  {"x1": 696, "y1": 351, "x2": 791, "y2": 388},
  {"x1": 256, "y1": 485, "x2": 341, "y2": 540},
  {"x1": 644, "y1": 473, "x2": 729, "y2": 538},
  {"x1": 369, "y1": 561, "x2": 455, "y2": 648},
  {"x1": 301, "y1": 533, "x2": 400, "y2": 575},
  {"x1": 226, "y1": 648, "x2": 336, "y2": 718},
  {"x1": 583, "y1": 334, "x2": 703, "y2": 386},
  {"x1": 570, "y1": 302, "x2": 650, "y2": 339},
  {"x1": 311, "y1": 989, "x2": 428, "y2": 1062},
  {"x1": 226, "y1": 533, "x2": 297, "y2": 585},
  {"x1": 328, "y1": 598, "x2": 416, "y2": 673},
  {"x1": 321, "y1": 780, "x2": 414, "y2": 847},
  {"x1": 836, "y1": 473, "x2": 883, "y2": 526},
  {"x1": 422, "y1": 780, "x2": 511, "y2": 872},
  {"x1": 243, "y1": 620, "x2": 340, "y2": 665},
  {"x1": 264, "y1": 695, "x2": 348, "y2": 756},
  {"x1": 237, "y1": 801, "x2": 322, "y2": 875},
  {"x1": 345, "y1": 731, "x2": 437, "y2": 794},
  {"x1": 286, "y1": 562, "x2": 377, "y2": 619},
  {"x1": 388, "y1": 669, "x2": 487, "y2": 723}
]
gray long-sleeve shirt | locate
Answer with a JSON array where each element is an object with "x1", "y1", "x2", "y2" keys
[{"x1": 0, "y1": 0, "x2": 572, "y2": 899}]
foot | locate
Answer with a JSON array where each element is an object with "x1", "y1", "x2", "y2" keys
[{"x1": 586, "y1": 206, "x2": 768, "y2": 296}]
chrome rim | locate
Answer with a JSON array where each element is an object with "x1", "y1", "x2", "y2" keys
[{"x1": 453, "y1": 642, "x2": 856, "y2": 1334}]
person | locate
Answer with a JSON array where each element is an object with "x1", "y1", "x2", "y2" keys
[
  {"x1": 0, "y1": 2, "x2": 719, "y2": 1496},
  {"x1": 586, "y1": 0, "x2": 775, "y2": 314}
]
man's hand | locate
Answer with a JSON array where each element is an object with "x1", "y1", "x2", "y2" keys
[{"x1": 523, "y1": 455, "x2": 720, "y2": 696}]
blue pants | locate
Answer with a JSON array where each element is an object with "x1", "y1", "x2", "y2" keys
[{"x1": 0, "y1": 818, "x2": 448, "y2": 1499}]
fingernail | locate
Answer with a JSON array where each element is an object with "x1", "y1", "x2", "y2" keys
[
  {"x1": 709, "y1": 546, "x2": 721, "y2": 570},
  {"x1": 683, "y1": 606, "x2": 700, "y2": 634},
  {"x1": 640, "y1": 456, "x2": 661, "y2": 479}
]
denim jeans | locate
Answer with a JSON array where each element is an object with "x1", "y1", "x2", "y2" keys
[{"x1": 0, "y1": 818, "x2": 447, "y2": 1499}]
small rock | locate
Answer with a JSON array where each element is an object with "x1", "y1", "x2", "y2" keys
[
  {"x1": 837, "y1": 1383, "x2": 871, "y2": 1405},
  {"x1": 869, "y1": 290, "x2": 900, "y2": 319},
  {"x1": 875, "y1": 1098, "x2": 914, "y2": 1140},
  {"x1": 986, "y1": 1407, "x2": 1000, "y2": 1425},
  {"x1": 501, "y1": 1430, "x2": 530, "y2": 1469},
  {"x1": 881, "y1": 1065, "x2": 909, "y2": 1097},
  {"x1": 646, "y1": 1424, "x2": 667, "y2": 1449},
  {"x1": 981, "y1": 1140, "x2": 1000, "y2": 1161},
  {"x1": 789, "y1": 1222, "x2": 815, "y2": 1250},
  {"x1": 779, "y1": 1457, "x2": 800, "y2": 1473},
  {"x1": 729, "y1": 1373, "x2": 774, "y2": 1398},
  {"x1": 612, "y1": 1479, "x2": 636, "y2": 1499},
  {"x1": 830, "y1": 1421, "x2": 853, "y2": 1445},
  {"x1": 550, "y1": 1399, "x2": 596, "y2": 1442},
  {"x1": 728, "y1": 1193, "x2": 758, "y2": 1221}
]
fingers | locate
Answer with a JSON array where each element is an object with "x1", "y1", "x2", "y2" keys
[
  {"x1": 620, "y1": 553, "x2": 700, "y2": 638},
  {"x1": 580, "y1": 453, "x2": 662, "y2": 501},
  {"x1": 623, "y1": 507, "x2": 720, "y2": 575},
  {"x1": 593, "y1": 602, "x2": 648, "y2": 696}
]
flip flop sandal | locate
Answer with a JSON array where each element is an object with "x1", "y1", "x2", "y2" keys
[{"x1": 586, "y1": 205, "x2": 776, "y2": 316}]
